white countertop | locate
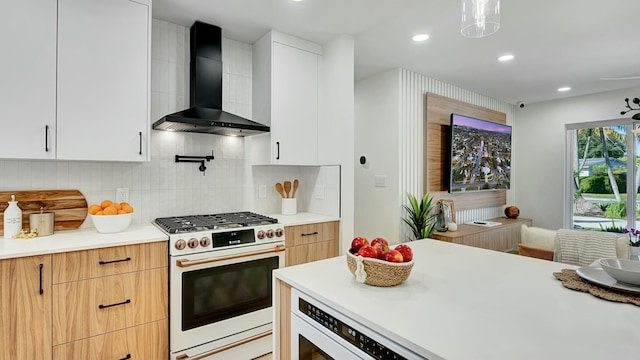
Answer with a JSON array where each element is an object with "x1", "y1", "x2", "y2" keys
[
  {"x1": 266, "y1": 212, "x2": 340, "y2": 226},
  {"x1": 275, "y1": 239, "x2": 640, "y2": 360},
  {"x1": 0, "y1": 224, "x2": 167, "y2": 259}
]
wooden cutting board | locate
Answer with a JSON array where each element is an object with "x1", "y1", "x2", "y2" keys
[{"x1": 0, "y1": 190, "x2": 88, "y2": 236}]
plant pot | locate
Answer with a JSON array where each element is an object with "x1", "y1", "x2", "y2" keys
[{"x1": 629, "y1": 246, "x2": 639, "y2": 261}]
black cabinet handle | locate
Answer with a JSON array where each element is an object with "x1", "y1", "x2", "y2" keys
[
  {"x1": 45, "y1": 125, "x2": 49, "y2": 152},
  {"x1": 138, "y1": 131, "x2": 142, "y2": 155},
  {"x1": 99, "y1": 257, "x2": 131, "y2": 265},
  {"x1": 301, "y1": 231, "x2": 319, "y2": 237},
  {"x1": 99, "y1": 299, "x2": 131, "y2": 309},
  {"x1": 119, "y1": 354, "x2": 131, "y2": 360},
  {"x1": 276, "y1": 141, "x2": 280, "y2": 160},
  {"x1": 39, "y1": 263, "x2": 44, "y2": 295}
]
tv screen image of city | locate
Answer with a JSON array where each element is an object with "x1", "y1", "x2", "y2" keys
[{"x1": 449, "y1": 113, "x2": 512, "y2": 192}]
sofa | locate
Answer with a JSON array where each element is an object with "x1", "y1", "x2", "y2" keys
[{"x1": 519, "y1": 225, "x2": 629, "y2": 266}]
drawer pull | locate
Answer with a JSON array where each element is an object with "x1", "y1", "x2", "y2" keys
[
  {"x1": 301, "y1": 231, "x2": 319, "y2": 236},
  {"x1": 120, "y1": 354, "x2": 131, "y2": 360},
  {"x1": 99, "y1": 299, "x2": 131, "y2": 309},
  {"x1": 39, "y1": 263, "x2": 44, "y2": 295},
  {"x1": 99, "y1": 257, "x2": 131, "y2": 265}
]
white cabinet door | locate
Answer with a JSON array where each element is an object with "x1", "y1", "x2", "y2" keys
[
  {"x1": 0, "y1": 0, "x2": 56, "y2": 159},
  {"x1": 271, "y1": 42, "x2": 319, "y2": 165},
  {"x1": 57, "y1": 0, "x2": 150, "y2": 162}
]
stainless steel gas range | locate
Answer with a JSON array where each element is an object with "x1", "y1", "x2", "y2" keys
[{"x1": 154, "y1": 212, "x2": 285, "y2": 360}]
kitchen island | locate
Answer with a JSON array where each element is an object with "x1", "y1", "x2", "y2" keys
[{"x1": 273, "y1": 239, "x2": 640, "y2": 359}]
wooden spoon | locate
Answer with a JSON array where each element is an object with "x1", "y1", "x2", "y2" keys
[
  {"x1": 283, "y1": 181, "x2": 292, "y2": 198},
  {"x1": 275, "y1": 183, "x2": 285, "y2": 198},
  {"x1": 292, "y1": 179, "x2": 299, "y2": 198}
]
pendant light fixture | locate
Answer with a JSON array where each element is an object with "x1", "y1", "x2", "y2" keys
[{"x1": 461, "y1": 0, "x2": 500, "y2": 38}]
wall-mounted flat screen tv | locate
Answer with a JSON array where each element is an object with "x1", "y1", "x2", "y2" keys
[{"x1": 449, "y1": 113, "x2": 512, "y2": 193}]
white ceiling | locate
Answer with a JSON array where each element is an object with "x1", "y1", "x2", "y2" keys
[{"x1": 152, "y1": 0, "x2": 640, "y2": 105}]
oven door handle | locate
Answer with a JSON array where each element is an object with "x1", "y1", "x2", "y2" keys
[
  {"x1": 175, "y1": 330, "x2": 272, "y2": 360},
  {"x1": 176, "y1": 245, "x2": 285, "y2": 268}
]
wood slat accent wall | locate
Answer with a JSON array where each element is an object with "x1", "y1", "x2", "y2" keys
[{"x1": 425, "y1": 92, "x2": 507, "y2": 210}]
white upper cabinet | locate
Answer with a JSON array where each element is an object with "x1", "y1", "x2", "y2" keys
[
  {"x1": 252, "y1": 31, "x2": 321, "y2": 165},
  {"x1": 56, "y1": 0, "x2": 150, "y2": 161},
  {"x1": 0, "y1": 0, "x2": 57, "y2": 159}
]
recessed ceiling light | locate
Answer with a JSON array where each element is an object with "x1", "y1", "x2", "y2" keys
[
  {"x1": 558, "y1": 86, "x2": 571, "y2": 92},
  {"x1": 497, "y1": 54, "x2": 514, "y2": 61},
  {"x1": 412, "y1": 34, "x2": 430, "y2": 42}
]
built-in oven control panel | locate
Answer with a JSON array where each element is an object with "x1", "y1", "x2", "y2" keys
[
  {"x1": 299, "y1": 298, "x2": 410, "y2": 360},
  {"x1": 169, "y1": 224, "x2": 284, "y2": 256}
]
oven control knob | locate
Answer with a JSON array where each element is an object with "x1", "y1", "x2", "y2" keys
[
  {"x1": 188, "y1": 238, "x2": 199, "y2": 249},
  {"x1": 275, "y1": 228, "x2": 284, "y2": 238},
  {"x1": 175, "y1": 239, "x2": 186, "y2": 250},
  {"x1": 257, "y1": 230, "x2": 266, "y2": 240},
  {"x1": 200, "y1": 237, "x2": 211, "y2": 247},
  {"x1": 266, "y1": 229, "x2": 275, "y2": 238}
]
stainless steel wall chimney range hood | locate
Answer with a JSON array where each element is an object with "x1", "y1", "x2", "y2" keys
[{"x1": 153, "y1": 21, "x2": 269, "y2": 136}]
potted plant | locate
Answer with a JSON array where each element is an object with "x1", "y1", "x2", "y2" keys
[
  {"x1": 622, "y1": 228, "x2": 640, "y2": 260},
  {"x1": 402, "y1": 192, "x2": 437, "y2": 241}
]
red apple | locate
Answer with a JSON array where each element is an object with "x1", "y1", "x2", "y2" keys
[
  {"x1": 370, "y1": 237, "x2": 389, "y2": 249},
  {"x1": 350, "y1": 237, "x2": 369, "y2": 252},
  {"x1": 357, "y1": 245, "x2": 378, "y2": 258},
  {"x1": 383, "y1": 249, "x2": 404, "y2": 263},
  {"x1": 394, "y1": 244, "x2": 413, "y2": 262},
  {"x1": 372, "y1": 242, "x2": 389, "y2": 259}
]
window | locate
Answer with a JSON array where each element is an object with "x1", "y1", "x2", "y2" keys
[{"x1": 565, "y1": 119, "x2": 640, "y2": 232}]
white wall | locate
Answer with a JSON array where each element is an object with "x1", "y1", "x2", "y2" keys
[
  {"x1": 318, "y1": 35, "x2": 355, "y2": 252},
  {"x1": 354, "y1": 69, "x2": 400, "y2": 242},
  {"x1": 513, "y1": 86, "x2": 640, "y2": 230}
]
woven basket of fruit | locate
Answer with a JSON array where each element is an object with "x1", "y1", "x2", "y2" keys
[{"x1": 346, "y1": 237, "x2": 414, "y2": 287}]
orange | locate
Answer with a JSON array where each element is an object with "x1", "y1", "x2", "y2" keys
[
  {"x1": 100, "y1": 200, "x2": 113, "y2": 209},
  {"x1": 103, "y1": 205, "x2": 118, "y2": 215},
  {"x1": 95, "y1": 210, "x2": 104, "y2": 215},
  {"x1": 88, "y1": 204, "x2": 101, "y2": 215},
  {"x1": 117, "y1": 209, "x2": 127, "y2": 214},
  {"x1": 122, "y1": 204, "x2": 134, "y2": 213},
  {"x1": 112, "y1": 203, "x2": 122, "y2": 211}
]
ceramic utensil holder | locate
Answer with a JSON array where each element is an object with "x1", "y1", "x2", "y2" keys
[{"x1": 281, "y1": 198, "x2": 297, "y2": 215}]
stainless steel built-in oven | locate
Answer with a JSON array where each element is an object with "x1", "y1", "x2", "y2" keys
[
  {"x1": 290, "y1": 288, "x2": 424, "y2": 360},
  {"x1": 155, "y1": 212, "x2": 285, "y2": 360}
]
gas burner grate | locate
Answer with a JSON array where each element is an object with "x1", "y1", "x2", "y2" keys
[{"x1": 154, "y1": 211, "x2": 278, "y2": 234}]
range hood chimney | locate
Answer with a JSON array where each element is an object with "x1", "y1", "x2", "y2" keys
[{"x1": 152, "y1": 21, "x2": 269, "y2": 136}]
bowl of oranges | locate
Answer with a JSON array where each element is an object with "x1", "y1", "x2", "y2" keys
[{"x1": 88, "y1": 200, "x2": 134, "y2": 234}]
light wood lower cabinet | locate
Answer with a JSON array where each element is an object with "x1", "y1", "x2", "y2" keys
[
  {"x1": 285, "y1": 221, "x2": 339, "y2": 267},
  {"x1": 53, "y1": 241, "x2": 167, "y2": 283},
  {"x1": 52, "y1": 267, "x2": 168, "y2": 344},
  {"x1": 52, "y1": 319, "x2": 168, "y2": 360},
  {"x1": 431, "y1": 217, "x2": 532, "y2": 251},
  {"x1": 0, "y1": 254, "x2": 52, "y2": 360},
  {"x1": 52, "y1": 241, "x2": 168, "y2": 359}
]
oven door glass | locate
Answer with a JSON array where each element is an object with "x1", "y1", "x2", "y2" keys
[
  {"x1": 299, "y1": 334, "x2": 333, "y2": 360},
  {"x1": 181, "y1": 255, "x2": 279, "y2": 331}
]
